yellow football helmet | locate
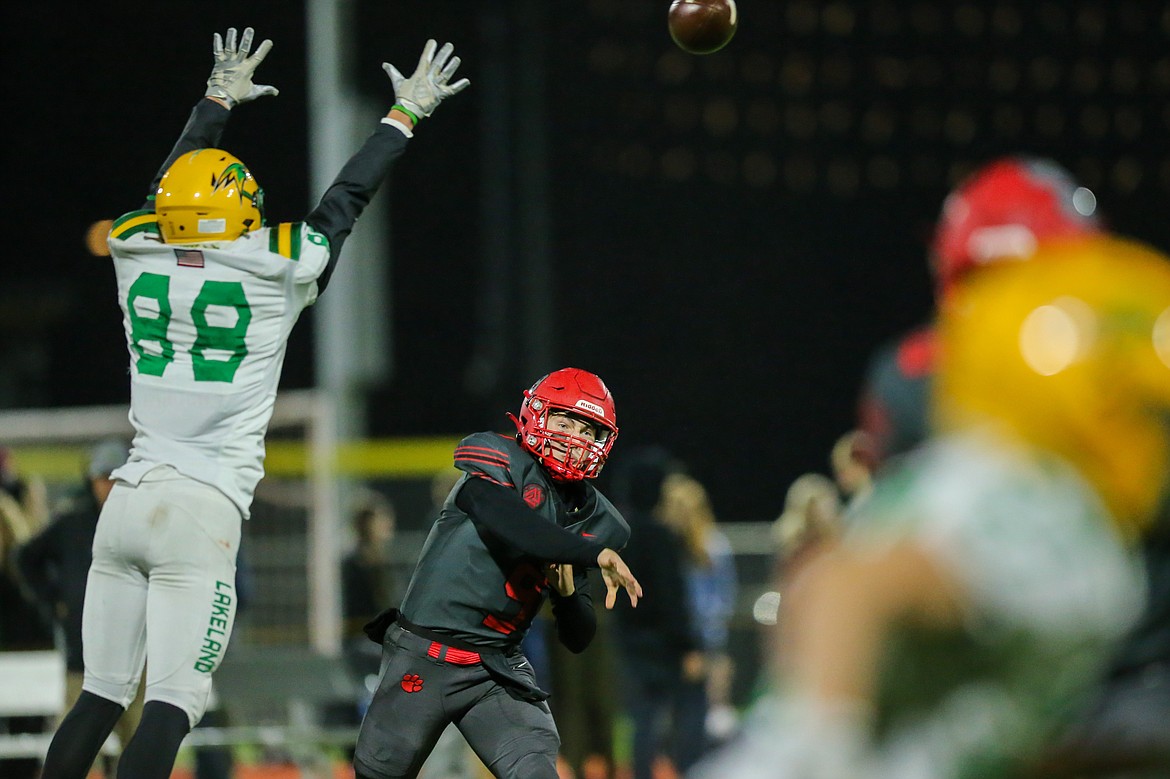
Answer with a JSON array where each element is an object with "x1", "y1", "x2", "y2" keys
[
  {"x1": 935, "y1": 235, "x2": 1170, "y2": 538},
  {"x1": 155, "y1": 149, "x2": 264, "y2": 244}
]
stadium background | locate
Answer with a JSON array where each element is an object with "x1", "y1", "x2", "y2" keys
[
  {"x1": 4, "y1": 0, "x2": 1170, "y2": 737},
  {"x1": 7, "y1": 0, "x2": 1170, "y2": 523}
]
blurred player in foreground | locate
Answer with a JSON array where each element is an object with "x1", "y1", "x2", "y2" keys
[
  {"x1": 41, "y1": 26, "x2": 468, "y2": 779},
  {"x1": 859, "y1": 157, "x2": 1170, "y2": 771},
  {"x1": 353, "y1": 368, "x2": 642, "y2": 779},
  {"x1": 858, "y1": 157, "x2": 1102, "y2": 467},
  {"x1": 691, "y1": 235, "x2": 1170, "y2": 778}
]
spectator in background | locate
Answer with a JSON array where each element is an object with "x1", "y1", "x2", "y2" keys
[
  {"x1": 609, "y1": 446, "x2": 702, "y2": 779},
  {"x1": 770, "y1": 472, "x2": 841, "y2": 575},
  {"x1": 658, "y1": 473, "x2": 739, "y2": 749},
  {"x1": 828, "y1": 430, "x2": 873, "y2": 514},
  {"x1": 342, "y1": 496, "x2": 400, "y2": 642},
  {"x1": 692, "y1": 236, "x2": 1169, "y2": 778},
  {"x1": 1, "y1": 448, "x2": 52, "y2": 649},
  {"x1": 14, "y1": 439, "x2": 143, "y2": 775},
  {"x1": 1, "y1": 448, "x2": 53, "y2": 651},
  {"x1": 330, "y1": 494, "x2": 403, "y2": 767},
  {"x1": 755, "y1": 472, "x2": 844, "y2": 707},
  {"x1": 0, "y1": 447, "x2": 54, "y2": 779},
  {"x1": 0, "y1": 448, "x2": 50, "y2": 546},
  {"x1": 341, "y1": 495, "x2": 403, "y2": 716}
]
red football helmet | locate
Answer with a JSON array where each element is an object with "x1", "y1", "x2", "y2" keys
[
  {"x1": 930, "y1": 156, "x2": 1103, "y2": 297},
  {"x1": 510, "y1": 368, "x2": 619, "y2": 481}
]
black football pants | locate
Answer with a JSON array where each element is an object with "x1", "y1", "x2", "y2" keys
[{"x1": 353, "y1": 624, "x2": 560, "y2": 779}]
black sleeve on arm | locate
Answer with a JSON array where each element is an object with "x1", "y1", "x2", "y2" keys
[
  {"x1": 550, "y1": 577, "x2": 596, "y2": 653},
  {"x1": 140, "y1": 99, "x2": 232, "y2": 210},
  {"x1": 455, "y1": 477, "x2": 606, "y2": 567},
  {"x1": 304, "y1": 123, "x2": 410, "y2": 294}
]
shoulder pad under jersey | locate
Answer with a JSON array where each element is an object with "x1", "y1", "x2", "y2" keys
[
  {"x1": 454, "y1": 432, "x2": 519, "y2": 488},
  {"x1": 268, "y1": 221, "x2": 329, "y2": 261},
  {"x1": 109, "y1": 210, "x2": 160, "y2": 241}
]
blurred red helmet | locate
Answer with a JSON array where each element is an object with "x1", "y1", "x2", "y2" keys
[
  {"x1": 510, "y1": 368, "x2": 619, "y2": 481},
  {"x1": 930, "y1": 157, "x2": 1103, "y2": 297}
]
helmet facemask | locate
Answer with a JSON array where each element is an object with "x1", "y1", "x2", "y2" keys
[{"x1": 509, "y1": 368, "x2": 619, "y2": 481}]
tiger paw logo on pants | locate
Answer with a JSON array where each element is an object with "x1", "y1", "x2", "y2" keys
[{"x1": 401, "y1": 673, "x2": 424, "y2": 693}]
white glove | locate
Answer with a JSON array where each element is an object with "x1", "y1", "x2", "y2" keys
[
  {"x1": 382, "y1": 39, "x2": 470, "y2": 119},
  {"x1": 205, "y1": 27, "x2": 279, "y2": 108}
]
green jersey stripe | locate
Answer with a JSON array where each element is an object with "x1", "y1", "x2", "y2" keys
[
  {"x1": 112, "y1": 210, "x2": 154, "y2": 230},
  {"x1": 268, "y1": 223, "x2": 304, "y2": 261},
  {"x1": 111, "y1": 211, "x2": 160, "y2": 241},
  {"x1": 289, "y1": 222, "x2": 302, "y2": 261},
  {"x1": 115, "y1": 221, "x2": 161, "y2": 240}
]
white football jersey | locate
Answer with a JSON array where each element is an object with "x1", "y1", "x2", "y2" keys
[{"x1": 106, "y1": 211, "x2": 330, "y2": 518}]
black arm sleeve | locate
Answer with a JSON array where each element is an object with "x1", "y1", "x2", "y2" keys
[
  {"x1": 455, "y1": 477, "x2": 607, "y2": 568},
  {"x1": 550, "y1": 577, "x2": 597, "y2": 653},
  {"x1": 304, "y1": 123, "x2": 410, "y2": 294},
  {"x1": 140, "y1": 99, "x2": 232, "y2": 210}
]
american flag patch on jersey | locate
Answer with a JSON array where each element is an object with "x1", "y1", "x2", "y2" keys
[{"x1": 174, "y1": 248, "x2": 205, "y2": 268}]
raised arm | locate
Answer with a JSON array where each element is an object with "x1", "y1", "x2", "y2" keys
[
  {"x1": 304, "y1": 39, "x2": 470, "y2": 293},
  {"x1": 140, "y1": 26, "x2": 279, "y2": 210}
]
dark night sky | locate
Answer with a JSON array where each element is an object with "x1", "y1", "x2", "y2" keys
[{"x1": 5, "y1": 1, "x2": 1170, "y2": 522}]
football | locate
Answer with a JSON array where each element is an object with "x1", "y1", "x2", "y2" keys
[{"x1": 668, "y1": 0, "x2": 738, "y2": 55}]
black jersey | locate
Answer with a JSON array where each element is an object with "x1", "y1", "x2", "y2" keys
[{"x1": 398, "y1": 432, "x2": 629, "y2": 651}]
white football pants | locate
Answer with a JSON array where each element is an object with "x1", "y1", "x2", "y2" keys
[{"x1": 82, "y1": 465, "x2": 241, "y2": 727}]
